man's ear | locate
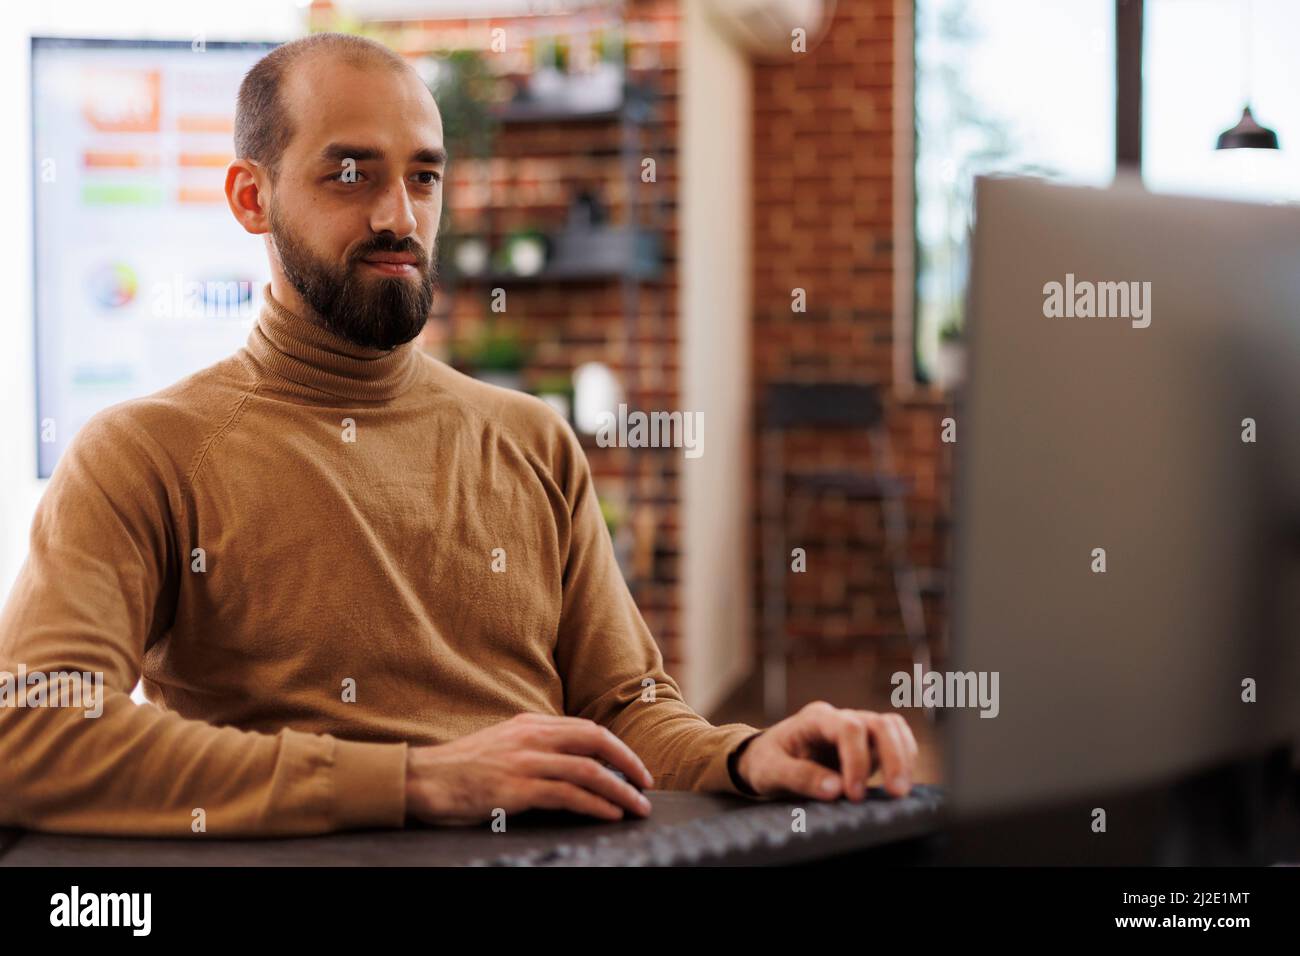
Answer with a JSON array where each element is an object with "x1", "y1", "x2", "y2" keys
[{"x1": 225, "y1": 158, "x2": 269, "y2": 236}]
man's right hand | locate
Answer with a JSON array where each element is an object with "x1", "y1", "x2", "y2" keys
[{"x1": 404, "y1": 713, "x2": 656, "y2": 825}]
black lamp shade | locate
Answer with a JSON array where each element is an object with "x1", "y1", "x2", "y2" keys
[{"x1": 1217, "y1": 105, "x2": 1280, "y2": 150}]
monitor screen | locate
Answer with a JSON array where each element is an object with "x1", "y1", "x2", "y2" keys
[{"x1": 31, "y1": 37, "x2": 277, "y2": 478}]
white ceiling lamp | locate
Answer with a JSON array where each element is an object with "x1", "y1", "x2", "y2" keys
[{"x1": 704, "y1": 0, "x2": 836, "y2": 59}]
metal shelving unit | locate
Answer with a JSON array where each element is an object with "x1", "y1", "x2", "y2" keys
[{"x1": 438, "y1": 72, "x2": 673, "y2": 589}]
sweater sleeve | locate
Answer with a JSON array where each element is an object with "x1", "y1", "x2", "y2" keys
[
  {"x1": 0, "y1": 409, "x2": 408, "y2": 837},
  {"x1": 548, "y1": 419, "x2": 764, "y2": 796}
]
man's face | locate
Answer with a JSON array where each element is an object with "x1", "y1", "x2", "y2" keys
[{"x1": 264, "y1": 56, "x2": 446, "y2": 350}]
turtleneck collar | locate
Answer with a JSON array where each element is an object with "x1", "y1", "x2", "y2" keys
[{"x1": 245, "y1": 283, "x2": 421, "y2": 402}]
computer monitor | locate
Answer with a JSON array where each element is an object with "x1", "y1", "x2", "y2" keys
[{"x1": 945, "y1": 176, "x2": 1300, "y2": 862}]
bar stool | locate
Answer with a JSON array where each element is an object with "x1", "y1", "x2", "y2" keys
[{"x1": 760, "y1": 382, "x2": 931, "y2": 722}]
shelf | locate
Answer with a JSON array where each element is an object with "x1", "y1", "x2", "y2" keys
[
  {"x1": 494, "y1": 101, "x2": 624, "y2": 124},
  {"x1": 491, "y1": 84, "x2": 653, "y2": 126},
  {"x1": 443, "y1": 226, "x2": 662, "y2": 284}
]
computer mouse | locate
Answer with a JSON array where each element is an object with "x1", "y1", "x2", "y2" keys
[
  {"x1": 509, "y1": 762, "x2": 648, "y2": 827},
  {"x1": 601, "y1": 764, "x2": 644, "y2": 792}
]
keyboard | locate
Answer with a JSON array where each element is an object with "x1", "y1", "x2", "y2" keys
[{"x1": 470, "y1": 784, "x2": 945, "y2": 866}]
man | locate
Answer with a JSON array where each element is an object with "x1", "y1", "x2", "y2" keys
[{"x1": 0, "y1": 33, "x2": 917, "y2": 836}]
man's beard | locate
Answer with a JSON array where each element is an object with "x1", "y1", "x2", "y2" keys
[{"x1": 268, "y1": 203, "x2": 438, "y2": 350}]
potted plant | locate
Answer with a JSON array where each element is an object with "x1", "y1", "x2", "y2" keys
[
  {"x1": 532, "y1": 373, "x2": 575, "y2": 424},
  {"x1": 423, "y1": 48, "x2": 500, "y2": 250},
  {"x1": 457, "y1": 320, "x2": 528, "y2": 391},
  {"x1": 934, "y1": 313, "x2": 965, "y2": 390},
  {"x1": 594, "y1": 27, "x2": 630, "y2": 67},
  {"x1": 494, "y1": 227, "x2": 549, "y2": 277},
  {"x1": 530, "y1": 36, "x2": 570, "y2": 103},
  {"x1": 598, "y1": 493, "x2": 635, "y2": 577},
  {"x1": 569, "y1": 28, "x2": 626, "y2": 112},
  {"x1": 426, "y1": 49, "x2": 499, "y2": 160},
  {"x1": 598, "y1": 495, "x2": 624, "y2": 539}
]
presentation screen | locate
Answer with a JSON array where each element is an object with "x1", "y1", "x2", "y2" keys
[{"x1": 32, "y1": 37, "x2": 276, "y2": 478}]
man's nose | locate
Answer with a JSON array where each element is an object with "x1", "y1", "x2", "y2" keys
[{"x1": 369, "y1": 177, "x2": 418, "y2": 239}]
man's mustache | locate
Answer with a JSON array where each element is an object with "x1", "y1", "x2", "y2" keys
[{"x1": 349, "y1": 237, "x2": 432, "y2": 268}]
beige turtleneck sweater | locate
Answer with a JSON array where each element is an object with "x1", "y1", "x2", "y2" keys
[{"x1": 0, "y1": 285, "x2": 760, "y2": 836}]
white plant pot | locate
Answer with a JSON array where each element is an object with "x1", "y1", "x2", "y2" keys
[
  {"x1": 529, "y1": 67, "x2": 565, "y2": 104},
  {"x1": 933, "y1": 341, "x2": 965, "y2": 390},
  {"x1": 566, "y1": 62, "x2": 623, "y2": 112}
]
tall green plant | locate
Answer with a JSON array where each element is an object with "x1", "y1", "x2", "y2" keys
[{"x1": 427, "y1": 49, "x2": 499, "y2": 161}]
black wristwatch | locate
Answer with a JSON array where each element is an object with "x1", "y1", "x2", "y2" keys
[{"x1": 727, "y1": 731, "x2": 764, "y2": 796}]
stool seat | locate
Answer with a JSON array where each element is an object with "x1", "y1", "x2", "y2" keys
[
  {"x1": 786, "y1": 471, "x2": 912, "y2": 500},
  {"x1": 760, "y1": 381, "x2": 932, "y2": 722}
]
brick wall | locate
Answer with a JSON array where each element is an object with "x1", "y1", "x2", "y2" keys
[
  {"x1": 322, "y1": 0, "x2": 953, "y2": 678},
  {"x1": 329, "y1": 1, "x2": 691, "y2": 668},
  {"x1": 750, "y1": 0, "x2": 954, "y2": 664}
]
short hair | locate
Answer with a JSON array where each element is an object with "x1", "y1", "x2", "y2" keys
[{"x1": 234, "y1": 32, "x2": 412, "y2": 179}]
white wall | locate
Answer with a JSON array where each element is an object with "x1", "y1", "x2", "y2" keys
[
  {"x1": 679, "y1": 2, "x2": 753, "y2": 714},
  {"x1": 0, "y1": 3, "x2": 302, "y2": 599}
]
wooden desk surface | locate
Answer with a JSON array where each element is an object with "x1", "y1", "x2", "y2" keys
[{"x1": 0, "y1": 790, "x2": 749, "y2": 867}]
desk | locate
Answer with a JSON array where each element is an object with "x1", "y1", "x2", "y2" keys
[{"x1": 0, "y1": 790, "x2": 754, "y2": 866}]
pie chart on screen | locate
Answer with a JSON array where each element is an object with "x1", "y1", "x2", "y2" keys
[{"x1": 86, "y1": 261, "x2": 138, "y2": 310}]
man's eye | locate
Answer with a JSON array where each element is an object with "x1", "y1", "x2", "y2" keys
[{"x1": 413, "y1": 171, "x2": 442, "y2": 186}]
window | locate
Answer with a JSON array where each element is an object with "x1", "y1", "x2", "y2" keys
[
  {"x1": 913, "y1": 0, "x2": 1115, "y2": 384},
  {"x1": 1144, "y1": 0, "x2": 1300, "y2": 203}
]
